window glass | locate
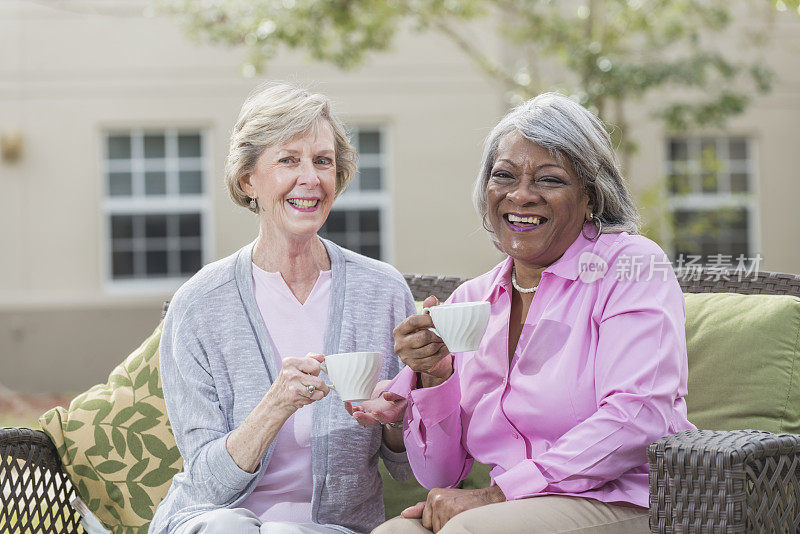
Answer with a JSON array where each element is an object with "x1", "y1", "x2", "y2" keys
[
  {"x1": 104, "y1": 130, "x2": 207, "y2": 281},
  {"x1": 666, "y1": 137, "x2": 754, "y2": 263}
]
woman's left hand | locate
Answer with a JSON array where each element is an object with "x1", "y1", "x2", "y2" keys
[
  {"x1": 401, "y1": 486, "x2": 506, "y2": 533},
  {"x1": 345, "y1": 379, "x2": 407, "y2": 427}
]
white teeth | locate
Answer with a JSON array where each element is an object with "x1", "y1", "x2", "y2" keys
[
  {"x1": 288, "y1": 199, "x2": 318, "y2": 209},
  {"x1": 507, "y1": 214, "x2": 541, "y2": 225}
]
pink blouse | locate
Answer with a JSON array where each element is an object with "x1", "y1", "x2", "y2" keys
[
  {"x1": 389, "y1": 232, "x2": 695, "y2": 507},
  {"x1": 239, "y1": 263, "x2": 331, "y2": 522}
]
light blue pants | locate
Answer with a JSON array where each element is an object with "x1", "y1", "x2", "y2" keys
[{"x1": 175, "y1": 508, "x2": 340, "y2": 534}]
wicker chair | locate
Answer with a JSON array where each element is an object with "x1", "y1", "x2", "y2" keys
[{"x1": 2, "y1": 268, "x2": 800, "y2": 533}]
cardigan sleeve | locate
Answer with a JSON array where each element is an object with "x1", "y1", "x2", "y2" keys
[
  {"x1": 159, "y1": 301, "x2": 260, "y2": 506},
  {"x1": 378, "y1": 281, "x2": 417, "y2": 481}
]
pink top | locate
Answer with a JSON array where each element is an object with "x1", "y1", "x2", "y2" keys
[
  {"x1": 389, "y1": 232, "x2": 695, "y2": 507},
  {"x1": 239, "y1": 263, "x2": 332, "y2": 522}
]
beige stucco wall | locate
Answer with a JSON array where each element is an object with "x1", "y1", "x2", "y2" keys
[
  {"x1": 1, "y1": 1, "x2": 798, "y2": 393},
  {"x1": 0, "y1": 1, "x2": 505, "y2": 391}
]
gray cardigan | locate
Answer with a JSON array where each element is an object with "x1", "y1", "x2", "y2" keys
[{"x1": 149, "y1": 239, "x2": 416, "y2": 534}]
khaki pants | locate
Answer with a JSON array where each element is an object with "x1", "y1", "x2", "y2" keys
[{"x1": 372, "y1": 496, "x2": 649, "y2": 534}]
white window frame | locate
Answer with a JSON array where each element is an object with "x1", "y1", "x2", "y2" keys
[
  {"x1": 100, "y1": 128, "x2": 214, "y2": 293},
  {"x1": 665, "y1": 136, "x2": 759, "y2": 260},
  {"x1": 325, "y1": 125, "x2": 393, "y2": 262}
]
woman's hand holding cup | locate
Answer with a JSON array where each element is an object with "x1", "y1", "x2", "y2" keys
[
  {"x1": 266, "y1": 352, "x2": 330, "y2": 418},
  {"x1": 393, "y1": 295, "x2": 454, "y2": 388}
]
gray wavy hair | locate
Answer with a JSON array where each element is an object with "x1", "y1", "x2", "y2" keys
[
  {"x1": 225, "y1": 81, "x2": 358, "y2": 213},
  {"x1": 473, "y1": 92, "x2": 640, "y2": 236}
]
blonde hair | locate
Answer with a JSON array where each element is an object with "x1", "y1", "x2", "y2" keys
[{"x1": 225, "y1": 81, "x2": 358, "y2": 212}]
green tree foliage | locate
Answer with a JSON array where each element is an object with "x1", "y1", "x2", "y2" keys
[
  {"x1": 160, "y1": 0, "x2": 787, "y2": 139},
  {"x1": 160, "y1": 0, "x2": 792, "y2": 244}
]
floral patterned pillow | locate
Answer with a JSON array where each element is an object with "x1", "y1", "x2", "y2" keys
[{"x1": 39, "y1": 323, "x2": 182, "y2": 534}]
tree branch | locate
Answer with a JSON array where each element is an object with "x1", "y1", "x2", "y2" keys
[{"x1": 431, "y1": 17, "x2": 534, "y2": 96}]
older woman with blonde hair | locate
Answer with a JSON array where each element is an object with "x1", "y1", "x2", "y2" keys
[
  {"x1": 358, "y1": 93, "x2": 695, "y2": 533},
  {"x1": 149, "y1": 82, "x2": 414, "y2": 534}
]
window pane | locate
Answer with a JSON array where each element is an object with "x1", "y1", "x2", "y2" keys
[
  {"x1": 668, "y1": 140, "x2": 688, "y2": 161},
  {"x1": 145, "y1": 171, "x2": 167, "y2": 195},
  {"x1": 179, "y1": 170, "x2": 203, "y2": 194},
  {"x1": 145, "y1": 215, "x2": 168, "y2": 238},
  {"x1": 668, "y1": 173, "x2": 690, "y2": 195},
  {"x1": 325, "y1": 211, "x2": 347, "y2": 233},
  {"x1": 700, "y1": 142, "x2": 720, "y2": 174},
  {"x1": 730, "y1": 242, "x2": 749, "y2": 259},
  {"x1": 673, "y1": 208, "x2": 749, "y2": 261},
  {"x1": 359, "y1": 167, "x2": 382, "y2": 191},
  {"x1": 146, "y1": 250, "x2": 168, "y2": 275},
  {"x1": 111, "y1": 215, "x2": 133, "y2": 239},
  {"x1": 730, "y1": 172, "x2": 749, "y2": 193},
  {"x1": 729, "y1": 139, "x2": 747, "y2": 160},
  {"x1": 108, "y1": 135, "x2": 131, "y2": 159},
  {"x1": 700, "y1": 139, "x2": 717, "y2": 158},
  {"x1": 179, "y1": 214, "x2": 201, "y2": 237},
  {"x1": 180, "y1": 249, "x2": 202, "y2": 274},
  {"x1": 104, "y1": 129, "x2": 208, "y2": 282},
  {"x1": 112, "y1": 251, "x2": 134, "y2": 278},
  {"x1": 178, "y1": 134, "x2": 202, "y2": 157},
  {"x1": 729, "y1": 208, "x2": 748, "y2": 231},
  {"x1": 701, "y1": 172, "x2": 718, "y2": 193},
  {"x1": 108, "y1": 172, "x2": 133, "y2": 196},
  {"x1": 359, "y1": 233, "x2": 381, "y2": 247},
  {"x1": 701, "y1": 243, "x2": 722, "y2": 259},
  {"x1": 358, "y1": 131, "x2": 381, "y2": 154},
  {"x1": 144, "y1": 134, "x2": 166, "y2": 158},
  {"x1": 323, "y1": 233, "x2": 348, "y2": 247},
  {"x1": 359, "y1": 210, "x2": 380, "y2": 232},
  {"x1": 361, "y1": 245, "x2": 381, "y2": 260}
]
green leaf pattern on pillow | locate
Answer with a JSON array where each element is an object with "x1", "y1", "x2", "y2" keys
[{"x1": 40, "y1": 323, "x2": 184, "y2": 533}]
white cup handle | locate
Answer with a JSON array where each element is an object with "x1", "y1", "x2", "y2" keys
[{"x1": 319, "y1": 362, "x2": 335, "y2": 391}]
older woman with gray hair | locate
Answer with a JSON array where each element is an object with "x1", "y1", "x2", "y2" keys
[
  {"x1": 149, "y1": 82, "x2": 414, "y2": 534},
  {"x1": 360, "y1": 93, "x2": 694, "y2": 533}
]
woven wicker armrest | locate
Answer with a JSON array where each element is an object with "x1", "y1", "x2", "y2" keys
[
  {"x1": 648, "y1": 429, "x2": 800, "y2": 533},
  {"x1": 0, "y1": 427, "x2": 83, "y2": 533}
]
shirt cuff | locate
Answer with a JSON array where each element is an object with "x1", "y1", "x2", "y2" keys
[
  {"x1": 207, "y1": 433, "x2": 260, "y2": 491},
  {"x1": 385, "y1": 366, "x2": 417, "y2": 399},
  {"x1": 408, "y1": 370, "x2": 461, "y2": 427},
  {"x1": 492, "y1": 460, "x2": 548, "y2": 501}
]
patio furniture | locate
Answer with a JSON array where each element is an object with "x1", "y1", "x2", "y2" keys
[{"x1": 2, "y1": 268, "x2": 799, "y2": 533}]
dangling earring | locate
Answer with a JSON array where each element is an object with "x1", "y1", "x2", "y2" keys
[
  {"x1": 249, "y1": 197, "x2": 258, "y2": 211},
  {"x1": 582, "y1": 212, "x2": 602, "y2": 241}
]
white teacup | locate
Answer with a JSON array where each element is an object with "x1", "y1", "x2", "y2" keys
[
  {"x1": 424, "y1": 301, "x2": 491, "y2": 353},
  {"x1": 321, "y1": 352, "x2": 382, "y2": 403}
]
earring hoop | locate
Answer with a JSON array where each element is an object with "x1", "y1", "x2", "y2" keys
[{"x1": 582, "y1": 212, "x2": 602, "y2": 241}]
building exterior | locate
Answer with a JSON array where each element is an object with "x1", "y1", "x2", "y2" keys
[{"x1": 1, "y1": 0, "x2": 798, "y2": 392}]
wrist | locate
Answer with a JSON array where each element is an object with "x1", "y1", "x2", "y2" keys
[
  {"x1": 419, "y1": 373, "x2": 447, "y2": 388},
  {"x1": 485, "y1": 484, "x2": 506, "y2": 504},
  {"x1": 262, "y1": 389, "x2": 295, "y2": 420},
  {"x1": 418, "y1": 354, "x2": 454, "y2": 388},
  {"x1": 384, "y1": 420, "x2": 403, "y2": 430}
]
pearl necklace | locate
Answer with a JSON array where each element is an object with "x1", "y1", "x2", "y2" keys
[{"x1": 511, "y1": 267, "x2": 538, "y2": 294}]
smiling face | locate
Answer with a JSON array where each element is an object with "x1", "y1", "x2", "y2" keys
[
  {"x1": 487, "y1": 130, "x2": 592, "y2": 269},
  {"x1": 240, "y1": 121, "x2": 337, "y2": 240}
]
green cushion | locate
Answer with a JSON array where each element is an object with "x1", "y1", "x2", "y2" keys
[
  {"x1": 39, "y1": 323, "x2": 182, "y2": 533},
  {"x1": 685, "y1": 293, "x2": 800, "y2": 433}
]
